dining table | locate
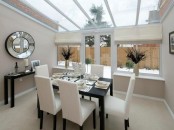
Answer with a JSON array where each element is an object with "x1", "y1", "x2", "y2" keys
[{"x1": 38, "y1": 74, "x2": 113, "y2": 130}]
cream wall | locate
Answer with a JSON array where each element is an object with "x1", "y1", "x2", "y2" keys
[
  {"x1": 0, "y1": 4, "x2": 57, "y2": 102},
  {"x1": 162, "y1": 6, "x2": 174, "y2": 113}
]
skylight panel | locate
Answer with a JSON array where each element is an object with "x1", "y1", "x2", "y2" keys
[
  {"x1": 138, "y1": 0, "x2": 160, "y2": 25},
  {"x1": 77, "y1": 0, "x2": 113, "y2": 29},
  {"x1": 22, "y1": 0, "x2": 78, "y2": 31},
  {"x1": 107, "y1": 0, "x2": 138, "y2": 26},
  {"x1": 49, "y1": 0, "x2": 88, "y2": 29}
]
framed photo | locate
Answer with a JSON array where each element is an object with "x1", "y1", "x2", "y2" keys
[
  {"x1": 169, "y1": 31, "x2": 174, "y2": 54},
  {"x1": 31, "y1": 60, "x2": 40, "y2": 70}
]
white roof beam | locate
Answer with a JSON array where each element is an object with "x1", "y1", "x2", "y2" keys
[
  {"x1": 44, "y1": 0, "x2": 81, "y2": 30},
  {"x1": 135, "y1": 0, "x2": 141, "y2": 25},
  {"x1": 103, "y1": 0, "x2": 116, "y2": 27},
  {"x1": 73, "y1": 0, "x2": 97, "y2": 28}
]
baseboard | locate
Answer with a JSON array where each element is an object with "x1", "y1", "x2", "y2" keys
[
  {"x1": 114, "y1": 90, "x2": 164, "y2": 101},
  {"x1": 0, "y1": 87, "x2": 36, "y2": 107},
  {"x1": 114, "y1": 90, "x2": 174, "y2": 120},
  {"x1": 163, "y1": 100, "x2": 174, "y2": 120}
]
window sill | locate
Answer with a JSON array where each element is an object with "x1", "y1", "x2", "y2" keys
[
  {"x1": 113, "y1": 72, "x2": 165, "y2": 81},
  {"x1": 53, "y1": 66, "x2": 74, "y2": 70}
]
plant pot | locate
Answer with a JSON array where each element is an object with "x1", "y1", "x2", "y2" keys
[
  {"x1": 65, "y1": 60, "x2": 69, "y2": 68},
  {"x1": 133, "y1": 64, "x2": 139, "y2": 76}
]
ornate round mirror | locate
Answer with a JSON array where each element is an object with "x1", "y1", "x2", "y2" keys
[{"x1": 5, "y1": 31, "x2": 35, "y2": 59}]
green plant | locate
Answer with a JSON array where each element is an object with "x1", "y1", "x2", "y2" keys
[
  {"x1": 126, "y1": 47, "x2": 146, "y2": 64},
  {"x1": 85, "y1": 58, "x2": 92, "y2": 64},
  {"x1": 125, "y1": 60, "x2": 134, "y2": 69},
  {"x1": 61, "y1": 47, "x2": 73, "y2": 60}
]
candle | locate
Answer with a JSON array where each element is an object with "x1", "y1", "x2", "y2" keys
[{"x1": 24, "y1": 59, "x2": 28, "y2": 67}]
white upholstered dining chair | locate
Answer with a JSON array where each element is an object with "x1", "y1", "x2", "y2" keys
[
  {"x1": 35, "y1": 75, "x2": 61, "y2": 130},
  {"x1": 90, "y1": 64, "x2": 104, "y2": 77},
  {"x1": 105, "y1": 74, "x2": 135, "y2": 130},
  {"x1": 35, "y1": 64, "x2": 49, "y2": 77},
  {"x1": 57, "y1": 79, "x2": 96, "y2": 130}
]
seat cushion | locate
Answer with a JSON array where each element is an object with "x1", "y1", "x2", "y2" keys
[
  {"x1": 80, "y1": 99, "x2": 96, "y2": 125},
  {"x1": 105, "y1": 95, "x2": 125, "y2": 117}
]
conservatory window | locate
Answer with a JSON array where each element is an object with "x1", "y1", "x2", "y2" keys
[
  {"x1": 57, "y1": 45, "x2": 80, "y2": 66},
  {"x1": 117, "y1": 43, "x2": 160, "y2": 75}
]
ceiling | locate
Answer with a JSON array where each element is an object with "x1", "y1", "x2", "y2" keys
[{"x1": 20, "y1": 0, "x2": 161, "y2": 32}]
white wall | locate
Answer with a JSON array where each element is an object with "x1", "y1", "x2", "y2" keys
[
  {"x1": 0, "y1": 4, "x2": 57, "y2": 102},
  {"x1": 162, "y1": 6, "x2": 174, "y2": 113}
]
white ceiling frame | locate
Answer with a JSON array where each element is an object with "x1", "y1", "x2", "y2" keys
[
  {"x1": 135, "y1": 0, "x2": 141, "y2": 25},
  {"x1": 44, "y1": 0, "x2": 81, "y2": 30},
  {"x1": 73, "y1": 0, "x2": 97, "y2": 28},
  {"x1": 20, "y1": 0, "x2": 69, "y2": 31},
  {"x1": 103, "y1": 0, "x2": 116, "y2": 27}
]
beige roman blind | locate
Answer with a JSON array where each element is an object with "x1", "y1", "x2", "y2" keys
[
  {"x1": 55, "y1": 32, "x2": 81, "y2": 45},
  {"x1": 114, "y1": 24, "x2": 162, "y2": 44}
]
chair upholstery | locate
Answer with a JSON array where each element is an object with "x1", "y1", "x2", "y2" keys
[
  {"x1": 90, "y1": 64, "x2": 104, "y2": 77},
  {"x1": 35, "y1": 75, "x2": 61, "y2": 130},
  {"x1": 105, "y1": 74, "x2": 135, "y2": 130},
  {"x1": 57, "y1": 79, "x2": 96, "y2": 129},
  {"x1": 35, "y1": 64, "x2": 49, "y2": 77}
]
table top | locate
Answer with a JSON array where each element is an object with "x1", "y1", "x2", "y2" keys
[{"x1": 53, "y1": 76, "x2": 112, "y2": 98}]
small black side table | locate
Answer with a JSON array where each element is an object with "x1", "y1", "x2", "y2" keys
[{"x1": 4, "y1": 71, "x2": 35, "y2": 108}]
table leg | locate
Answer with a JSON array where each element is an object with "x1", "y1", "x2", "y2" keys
[
  {"x1": 11, "y1": 79, "x2": 14, "y2": 107},
  {"x1": 4, "y1": 77, "x2": 8, "y2": 105},
  {"x1": 110, "y1": 80, "x2": 113, "y2": 96},
  {"x1": 99, "y1": 97, "x2": 105, "y2": 130}
]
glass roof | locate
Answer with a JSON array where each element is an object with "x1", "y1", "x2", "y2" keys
[{"x1": 20, "y1": 0, "x2": 160, "y2": 32}]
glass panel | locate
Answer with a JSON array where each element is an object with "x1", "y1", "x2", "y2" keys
[
  {"x1": 22, "y1": 0, "x2": 78, "y2": 31},
  {"x1": 85, "y1": 36, "x2": 95, "y2": 66},
  {"x1": 49, "y1": 0, "x2": 87, "y2": 29},
  {"x1": 100, "y1": 35, "x2": 111, "y2": 78},
  {"x1": 117, "y1": 44, "x2": 160, "y2": 75},
  {"x1": 58, "y1": 45, "x2": 80, "y2": 66},
  {"x1": 77, "y1": 0, "x2": 113, "y2": 29},
  {"x1": 138, "y1": 0, "x2": 160, "y2": 25},
  {"x1": 108, "y1": 0, "x2": 137, "y2": 26}
]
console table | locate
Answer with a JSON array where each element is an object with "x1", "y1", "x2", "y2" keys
[{"x1": 4, "y1": 71, "x2": 35, "y2": 108}]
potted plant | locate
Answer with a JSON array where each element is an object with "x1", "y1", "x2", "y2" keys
[
  {"x1": 126, "y1": 47, "x2": 146, "y2": 76},
  {"x1": 85, "y1": 58, "x2": 92, "y2": 73},
  {"x1": 61, "y1": 47, "x2": 73, "y2": 68}
]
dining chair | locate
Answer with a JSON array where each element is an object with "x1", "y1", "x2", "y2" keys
[
  {"x1": 35, "y1": 75, "x2": 61, "y2": 130},
  {"x1": 57, "y1": 79, "x2": 96, "y2": 130},
  {"x1": 90, "y1": 64, "x2": 104, "y2": 77},
  {"x1": 35, "y1": 64, "x2": 49, "y2": 77},
  {"x1": 104, "y1": 74, "x2": 135, "y2": 130}
]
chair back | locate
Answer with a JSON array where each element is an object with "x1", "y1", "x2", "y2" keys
[
  {"x1": 90, "y1": 64, "x2": 104, "y2": 77},
  {"x1": 35, "y1": 75, "x2": 57, "y2": 115},
  {"x1": 57, "y1": 79, "x2": 82, "y2": 124},
  {"x1": 124, "y1": 74, "x2": 136, "y2": 119},
  {"x1": 35, "y1": 64, "x2": 49, "y2": 77},
  {"x1": 72, "y1": 62, "x2": 86, "y2": 75}
]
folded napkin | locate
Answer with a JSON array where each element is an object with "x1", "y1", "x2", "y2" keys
[{"x1": 95, "y1": 81, "x2": 110, "y2": 89}]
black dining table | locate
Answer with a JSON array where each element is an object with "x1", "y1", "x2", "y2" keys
[{"x1": 38, "y1": 77, "x2": 113, "y2": 130}]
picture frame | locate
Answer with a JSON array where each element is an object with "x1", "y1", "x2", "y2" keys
[
  {"x1": 31, "y1": 60, "x2": 40, "y2": 70},
  {"x1": 169, "y1": 31, "x2": 174, "y2": 54}
]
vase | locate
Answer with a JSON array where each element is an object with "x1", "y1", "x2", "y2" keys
[
  {"x1": 65, "y1": 60, "x2": 69, "y2": 68},
  {"x1": 133, "y1": 64, "x2": 139, "y2": 76}
]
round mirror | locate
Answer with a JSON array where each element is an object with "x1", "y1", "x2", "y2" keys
[{"x1": 5, "y1": 31, "x2": 35, "y2": 59}]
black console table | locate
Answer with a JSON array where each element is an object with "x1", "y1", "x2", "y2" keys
[{"x1": 4, "y1": 71, "x2": 35, "y2": 108}]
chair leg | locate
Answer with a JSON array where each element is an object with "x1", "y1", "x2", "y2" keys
[
  {"x1": 53, "y1": 115, "x2": 57, "y2": 130},
  {"x1": 93, "y1": 109, "x2": 96, "y2": 129},
  {"x1": 127, "y1": 118, "x2": 129, "y2": 127},
  {"x1": 79, "y1": 125, "x2": 83, "y2": 130},
  {"x1": 40, "y1": 110, "x2": 43, "y2": 129},
  {"x1": 124, "y1": 119, "x2": 128, "y2": 130},
  {"x1": 90, "y1": 97, "x2": 91, "y2": 100},
  {"x1": 63, "y1": 118, "x2": 66, "y2": 130},
  {"x1": 106, "y1": 114, "x2": 108, "y2": 118}
]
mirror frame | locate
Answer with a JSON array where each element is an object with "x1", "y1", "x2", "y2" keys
[{"x1": 5, "y1": 31, "x2": 35, "y2": 59}]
